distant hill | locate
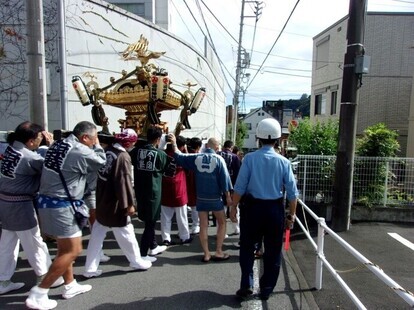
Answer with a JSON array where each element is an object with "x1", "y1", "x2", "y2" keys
[
  {"x1": 285, "y1": 95, "x2": 310, "y2": 117},
  {"x1": 262, "y1": 94, "x2": 310, "y2": 118}
]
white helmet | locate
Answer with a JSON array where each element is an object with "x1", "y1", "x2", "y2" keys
[{"x1": 256, "y1": 118, "x2": 281, "y2": 139}]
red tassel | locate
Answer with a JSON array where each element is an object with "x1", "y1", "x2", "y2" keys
[{"x1": 284, "y1": 229, "x2": 290, "y2": 251}]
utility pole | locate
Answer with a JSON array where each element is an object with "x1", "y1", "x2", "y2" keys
[
  {"x1": 26, "y1": 0, "x2": 48, "y2": 129},
  {"x1": 58, "y1": 0, "x2": 69, "y2": 129},
  {"x1": 231, "y1": 0, "x2": 246, "y2": 143},
  {"x1": 332, "y1": 0, "x2": 367, "y2": 232},
  {"x1": 231, "y1": 1, "x2": 262, "y2": 142}
]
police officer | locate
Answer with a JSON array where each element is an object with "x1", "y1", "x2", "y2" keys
[{"x1": 229, "y1": 118, "x2": 298, "y2": 300}]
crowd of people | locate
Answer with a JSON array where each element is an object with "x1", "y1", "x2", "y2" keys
[{"x1": 0, "y1": 118, "x2": 298, "y2": 308}]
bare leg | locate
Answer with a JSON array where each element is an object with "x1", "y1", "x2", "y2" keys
[
  {"x1": 213, "y1": 210, "x2": 227, "y2": 257},
  {"x1": 198, "y1": 212, "x2": 211, "y2": 260},
  {"x1": 39, "y1": 237, "x2": 82, "y2": 288}
]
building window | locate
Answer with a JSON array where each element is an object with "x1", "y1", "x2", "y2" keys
[
  {"x1": 316, "y1": 35, "x2": 330, "y2": 70},
  {"x1": 315, "y1": 93, "x2": 326, "y2": 115},
  {"x1": 330, "y1": 91, "x2": 337, "y2": 115},
  {"x1": 115, "y1": 3, "x2": 145, "y2": 17},
  {"x1": 246, "y1": 123, "x2": 252, "y2": 130}
]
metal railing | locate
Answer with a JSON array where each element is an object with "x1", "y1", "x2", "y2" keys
[
  {"x1": 293, "y1": 155, "x2": 414, "y2": 207},
  {"x1": 295, "y1": 198, "x2": 414, "y2": 309}
]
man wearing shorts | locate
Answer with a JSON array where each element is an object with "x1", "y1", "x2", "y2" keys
[
  {"x1": 168, "y1": 135, "x2": 233, "y2": 262},
  {"x1": 25, "y1": 121, "x2": 106, "y2": 309}
]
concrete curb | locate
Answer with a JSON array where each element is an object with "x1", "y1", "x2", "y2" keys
[{"x1": 285, "y1": 247, "x2": 320, "y2": 310}]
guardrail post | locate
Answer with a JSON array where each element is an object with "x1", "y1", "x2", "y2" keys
[
  {"x1": 315, "y1": 217, "x2": 325, "y2": 290},
  {"x1": 302, "y1": 158, "x2": 307, "y2": 203},
  {"x1": 383, "y1": 160, "x2": 389, "y2": 207}
]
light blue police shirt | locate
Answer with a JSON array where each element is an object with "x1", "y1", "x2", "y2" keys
[{"x1": 233, "y1": 145, "x2": 298, "y2": 201}]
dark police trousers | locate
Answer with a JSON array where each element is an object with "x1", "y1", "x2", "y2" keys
[{"x1": 239, "y1": 195, "x2": 285, "y2": 294}]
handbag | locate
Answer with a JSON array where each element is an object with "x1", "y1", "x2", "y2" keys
[{"x1": 58, "y1": 169, "x2": 89, "y2": 230}]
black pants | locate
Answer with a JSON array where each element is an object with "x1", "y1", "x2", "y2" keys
[
  {"x1": 239, "y1": 196, "x2": 285, "y2": 293},
  {"x1": 140, "y1": 220, "x2": 158, "y2": 256}
]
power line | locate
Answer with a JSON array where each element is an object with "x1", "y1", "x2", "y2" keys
[
  {"x1": 246, "y1": 0, "x2": 301, "y2": 91},
  {"x1": 199, "y1": 0, "x2": 239, "y2": 45},
  {"x1": 170, "y1": 0, "x2": 204, "y2": 52},
  {"x1": 244, "y1": 23, "x2": 313, "y2": 38},
  {"x1": 195, "y1": 1, "x2": 216, "y2": 52},
  {"x1": 260, "y1": 69, "x2": 311, "y2": 78},
  {"x1": 195, "y1": 1, "x2": 236, "y2": 90},
  {"x1": 251, "y1": 49, "x2": 344, "y2": 66},
  {"x1": 182, "y1": 0, "x2": 235, "y2": 95},
  {"x1": 248, "y1": 1, "x2": 263, "y2": 67},
  {"x1": 249, "y1": 63, "x2": 312, "y2": 72}
]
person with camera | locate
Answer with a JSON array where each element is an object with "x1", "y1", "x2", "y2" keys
[
  {"x1": 82, "y1": 131, "x2": 116, "y2": 264},
  {"x1": 160, "y1": 135, "x2": 192, "y2": 246},
  {"x1": 229, "y1": 118, "x2": 298, "y2": 301},
  {"x1": 217, "y1": 140, "x2": 241, "y2": 235},
  {"x1": 26, "y1": 121, "x2": 106, "y2": 310},
  {"x1": 0, "y1": 121, "x2": 60, "y2": 296},
  {"x1": 185, "y1": 137, "x2": 202, "y2": 235}
]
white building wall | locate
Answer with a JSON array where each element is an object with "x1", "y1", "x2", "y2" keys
[
  {"x1": 311, "y1": 17, "x2": 347, "y2": 122},
  {"x1": 242, "y1": 108, "x2": 274, "y2": 150},
  {"x1": 311, "y1": 13, "x2": 414, "y2": 156},
  {"x1": 0, "y1": 0, "x2": 226, "y2": 141},
  {"x1": 65, "y1": 0, "x2": 225, "y2": 140}
]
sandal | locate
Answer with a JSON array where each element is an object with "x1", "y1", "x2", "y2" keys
[{"x1": 212, "y1": 253, "x2": 230, "y2": 261}]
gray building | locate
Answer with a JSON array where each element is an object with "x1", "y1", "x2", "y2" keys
[
  {"x1": 310, "y1": 12, "x2": 414, "y2": 157},
  {"x1": 108, "y1": 0, "x2": 170, "y2": 30}
]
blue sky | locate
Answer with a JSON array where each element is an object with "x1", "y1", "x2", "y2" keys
[{"x1": 170, "y1": 0, "x2": 414, "y2": 112}]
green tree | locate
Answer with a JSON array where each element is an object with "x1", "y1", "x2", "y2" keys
[
  {"x1": 356, "y1": 123, "x2": 400, "y2": 156},
  {"x1": 288, "y1": 118, "x2": 338, "y2": 203},
  {"x1": 288, "y1": 118, "x2": 338, "y2": 155},
  {"x1": 354, "y1": 123, "x2": 401, "y2": 206},
  {"x1": 226, "y1": 120, "x2": 247, "y2": 148}
]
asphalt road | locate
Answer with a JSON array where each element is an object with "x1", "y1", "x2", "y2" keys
[
  {"x1": 1, "y1": 217, "x2": 314, "y2": 310},
  {"x1": 1, "y1": 218, "x2": 413, "y2": 309},
  {"x1": 290, "y1": 220, "x2": 414, "y2": 309}
]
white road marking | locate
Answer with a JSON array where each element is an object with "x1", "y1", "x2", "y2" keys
[
  {"x1": 250, "y1": 260, "x2": 263, "y2": 308},
  {"x1": 388, "y1": 233, "x2": 414, "y2": 251}
]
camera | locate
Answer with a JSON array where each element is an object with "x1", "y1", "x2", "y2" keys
[
  {"x1": 98, "y1": 131, "x2": 115, "y2": 145},
  {"x1": 53, "y1": 129, "x2": 72, "y2": 140}
]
